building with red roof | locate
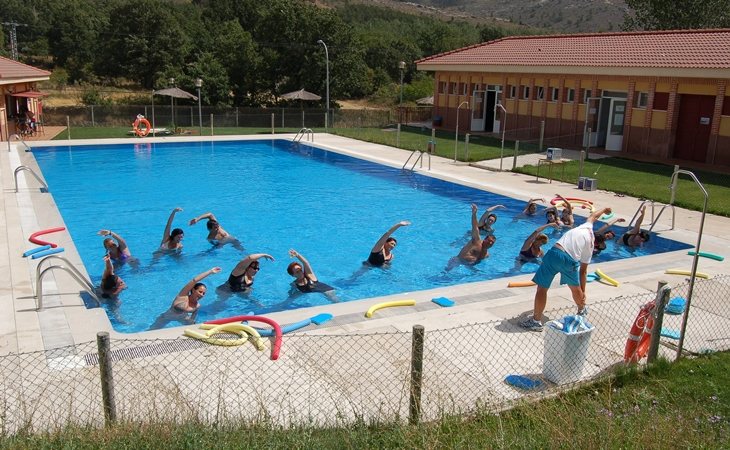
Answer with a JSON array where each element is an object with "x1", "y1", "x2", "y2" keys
[
  {"x1": 0, "y1": 55, "x2": 51, "y2": 140},
  {"x1": 416, "y1": 29, "x2": 730, "y2": 167}
]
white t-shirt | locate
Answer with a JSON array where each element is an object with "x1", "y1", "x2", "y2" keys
[{"x1": 556, "y1": 222, "x2": 594, "y2": 264}]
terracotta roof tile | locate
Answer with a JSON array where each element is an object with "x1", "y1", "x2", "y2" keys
[
  {"x1": 416, "y1": 29, "x2": 730, "y2": 70},
  {"x1": 0, "y1": 55, "x2": 51, "y2": 80}
]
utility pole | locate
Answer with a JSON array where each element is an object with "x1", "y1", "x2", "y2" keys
[{"x1": 1, "y1": 21, "x2": 28, "y2": 60}]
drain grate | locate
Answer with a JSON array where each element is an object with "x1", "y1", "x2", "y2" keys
[{"x1": 84, "y1": 338, "x2": 215, "y2": 366}]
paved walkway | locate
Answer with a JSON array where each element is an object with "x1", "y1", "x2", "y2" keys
[{"x1": 1, "y1": 133, "x2": 729, "y2": 354}]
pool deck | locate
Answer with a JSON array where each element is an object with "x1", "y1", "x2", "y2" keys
[{"x1": 1, "y1": 133, "x2": 729, "y2": 355}]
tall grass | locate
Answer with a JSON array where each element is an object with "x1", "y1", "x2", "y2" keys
[{"x1": 2, "y1": 353, "x2": 728, "y2": 448}]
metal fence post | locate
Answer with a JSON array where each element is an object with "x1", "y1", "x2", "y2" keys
[
  {"x1": 578, "y1": 150, "x2": 585, "y2": 181},
  {"x1": 396, "y1": 123, "x2": 401, "y2": 148},
  {"x1": 66, "y1": 116, "x2": 71, "y2": 140},
  {"x1": 513, "y1": 140, "x2": 519, "y2": 170},
  {"x1": 465, "y1": 133, "x2": 470, "y2": 161},
  {"x1": 538, "y1": 120, "x2": 545, "y2": 152},
  {"x1": 97, "y1": 332, "x2": 117, "y2": 425},
  {"x1": 647, "y1": 281, "x2": 670, "y2": 363},
  {"x1": 409, "y1": 324, "x2": 425, "y2": 425},
  {"x1": 91, "y1": 105, "x2": 95, "y2": 127},
  {"x1": 236, "y1": 107, "x2": 239, "y2": 128},
  {"x1": 210, "y1": 113, "x2": 214, "y2": 136},
  {"x1": 271, "y1": 113, "x2": 275, "y2": 134}
]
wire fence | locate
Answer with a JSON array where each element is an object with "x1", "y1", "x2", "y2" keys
[{"x1": 2, "y1": 274, "x2": 728, "y2": 434}]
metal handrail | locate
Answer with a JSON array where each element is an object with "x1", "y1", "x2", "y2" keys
[
  {"x1": 648, "y1": 203, "x2": 675, "y2": 232},
  {"x1": 8, "y1": 133, "x2": 31, "y2": 152},
  {"x1": 14, "y1": 165, "x2": 49, "y2": 193},
  {"x1": 35, "y1": 255, "x2": 100, "y2": 310},
  {"x1": 293, "y1": 128, "x2": 313, "y2": 143},
  {"x1": 402, "y1": 150, "x2": 431, "y2": 172}
]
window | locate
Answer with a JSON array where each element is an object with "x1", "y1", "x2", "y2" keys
[
  {"x1": 472, "y1": 83, "x2": 481, "y2": 93},
  {"x1": 584, "y1": 89, "x2": 592, "y2": 103},
  {"x1": 566, "y1": 88, "x2": 575, "y2": 102},
  {"x1": 522, "y1": 86, "x2": 530, "y2": 100},
  {"x1": 653, "y1": 92, "x2": 669, "y2": 110},
  {"x1": 461, "y1": 83, "x2": 468, "y2": 95},
  {"x1": 438, "y1": 81, "x2": 447, "y2": 94},
  {"x1": 723, "y1": 96, "x2": 730, "y2": 116},
  {"x1": 551, "y1": 87, "x2": 559, "y2": 102},
  {"x1": 536, "y1": 86, "x2": 544, "y2": 100},
  {"x1": 449, "y1": 82, "x2": 457, "y2": 95},
  {"x1": 634, "y1": 92, "x2": 649, "y2": 108},
  {"x1": 509, "y1": 85, "x2": 516, "y2": 98}
]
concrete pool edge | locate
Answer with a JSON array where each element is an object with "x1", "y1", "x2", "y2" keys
[{"x1": 2, "y1": 134, "x2": 729, "y2": 352}]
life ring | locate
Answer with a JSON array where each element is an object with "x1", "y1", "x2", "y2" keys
[
  {"x1": 365, "y1": 299, "x2": 416, "y2": 318},
  {"x1": 205, "y1": 315, "x2": 282, "y2": 360},
  {"x1": 507, "y1": 281, "x2": 536, "y2": 288},
  {"x1": 624, "y1": 301, "x2": 655, "y2": 363},
  {"x1": 132, "y1": 116, "x2": 151, "y2": 137},
  {"x1": 595, "y1": 268, "x2": 620, "y2": 287},
  {"x1": 29, "y1": 227, "x2": 65, "y2": 248},
  {"x1": 665, "y1": 269, "x2": 709, "y2": 279}
]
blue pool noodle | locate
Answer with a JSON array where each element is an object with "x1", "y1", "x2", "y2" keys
[
  {"x1": 23, "y1": 244, "x2": 52, "y2": 257},
  {"x1": 31, "y1": 247, "x2": 65, "y2": 259}
]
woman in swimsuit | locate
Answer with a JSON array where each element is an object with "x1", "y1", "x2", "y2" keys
[
  {"x1": 189, "y1": 212, "x2": 242, "y2": 249},
  {"x1": 554, "y1": 193, "x2": 574, "y2": 227},
  {"x1": 171, "y1": 267, "x2": 221, "y2": 312},
  {"x1": 477, "y1": 204, "x2": 505, "y2": 233},
  {"x1": 622, "y1": 205, "x2": 650, "y2": 247},
  {"x1": 518, "y1": 223, "x2": 558, "y2": 261},
  {"x1": 98, "y1": 229, "x2": 132, "y2": 262},
  {"x1": 100, "y1": 254, "x2": 127, "y2": 298},
  {"x1": 367, "y1": 220, "x2": 410, "y2": 266},
  {"x1": 286, "y1": 249, "x2": 334, "y2": 294},
  {"x1": 160, "y1": 207, "x2": 184, "y2": 251},
  {"x1": 522, "y1": 198, "x2": 545, "y2": 216},
  {"x1": 226, "y1": 253, "x2": 274, "y2": 292}
]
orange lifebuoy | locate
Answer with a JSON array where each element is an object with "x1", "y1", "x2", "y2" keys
[
  {"x1": 624, "y1": 301, "x2": 655, "y2": 363},
  {"x1": 132, "y1": 116, "x2": 151, "y2": 137}
]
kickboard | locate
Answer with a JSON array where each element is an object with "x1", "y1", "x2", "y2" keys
[
  {"x1": 504, "y1": 374, "x2": 543, "y2": 390},
  {"x1": 661, "y1": 328, "x2": 681, "y2": 340},
  {"x1": 666, "y1": 297, "x2": 686, "y2": 315},
  {"x1": 432, "y1": 297, "x2": 455, "y2": 307}
]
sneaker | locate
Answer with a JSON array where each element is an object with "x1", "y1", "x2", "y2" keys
[
  {"x1": 577, "y1": 306, "x2": 589, "y2": 317},
  {"x1": 520, "y1": 317, "x2": 543, "y2": 332}
]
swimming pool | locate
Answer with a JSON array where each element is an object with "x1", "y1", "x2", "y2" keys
[{"x1": 31, "y1": 139, "x2": 691, "y2": 332}]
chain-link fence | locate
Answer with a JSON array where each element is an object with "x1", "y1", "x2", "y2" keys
[{"x1": 2, "y1": 275, "x2": 728, "y2": 435}]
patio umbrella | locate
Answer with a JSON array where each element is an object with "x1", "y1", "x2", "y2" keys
[
  {"x1": 150, "y1": 87, "x2": 199, "y2": 134},
  {"x1": 280, "y1": 88, "x2": 321, "y2": 101}
]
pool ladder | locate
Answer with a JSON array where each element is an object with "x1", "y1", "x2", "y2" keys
[
  {"x1": 402, "y1": 150, "x2": 430, "y2": 172},
  {"x1": 628, "y1": 200, "x2": 675, "y2": 233},
  {"x1": 35, "y1": 255, "x2": 100, "y2": 311},
  {"x1": 7, "y1": 133, "x2": 31, "y2": 152},
  {"x1": 293, "y1": 128, "x2": 314, "y2": 143},
  {"x1": 14, "y1": 165, "x2": 49, "y2": 193}
]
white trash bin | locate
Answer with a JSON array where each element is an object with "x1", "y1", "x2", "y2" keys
[{"x1": 543, "y1": 319, "x2": 594, "y2": 385}]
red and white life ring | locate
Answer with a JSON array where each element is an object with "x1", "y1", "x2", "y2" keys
[
  {"x1": 624, "y1": 301, "x2": 655, "y2": 363},
  {"x1": 132, "y1": 116, "x2": 151, "y2": 137}
]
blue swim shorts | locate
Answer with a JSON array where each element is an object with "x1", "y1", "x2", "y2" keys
[{"x1": 532, "y1": 246, "x2": 579, "y2": 288}]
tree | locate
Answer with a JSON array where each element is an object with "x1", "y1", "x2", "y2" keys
[{"x1": 624, "y1": 0, "x2": 730, "y2": 30}]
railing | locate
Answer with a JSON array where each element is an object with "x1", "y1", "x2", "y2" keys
[
  {"x1": 35, "y1": 255, "x2": 100, "y2": 310},
  {"x1": 402, "y1": 150, "x2": 430, "y2": 172},
  {"x1": 628, "y1": 199, "x2": 675, "y2": 232},
  {"x1": 293, "y1": 128, "x2": 314, "y2": 143},
  {"x1": 8, "y1": 133, "x2": 31, "y2": 152},
  {"x1": 14, "y1": 165, "x2": 49, "y2": 193}
]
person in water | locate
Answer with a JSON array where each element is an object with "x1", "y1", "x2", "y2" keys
[
  {"x1": 98, "y1": 229, "x2": 132, "y2": 262},
  {"x1": 100, "y1": 254, "x2": 127, "y2": 298},
  {"x1": 522, "y1": 198, "x2": 545, "y2": 216},
  {"x1": 554, "y1": 193, "x2": 575, "y2": 227},
  {"x1": 593, "y1": 217, "x2": 625, "y2": 255},
  {"x1": 477, "y1": 204, "x2": 505, "y2": 233},
  {"x1": 286, "y1": 249, "x2": 335, "y2": 295},
  {"x1": 189, "y1": 212, "x2": 242, "y2": 248},
  {"x1": 160, "y1": 207, "x2": 184, "y2": 251},
  {"x1": 171, "y1": 267, "x2": 221, "y2": 312},
  {"x1": 457, "y1": 204, "x2": 496, "y2": 265},
  {"x1": 622, "y1": 205, "x2": 651, "y2": 248},
  {"x1": 226, "y1": 253, "x2": 274, "y2": 292},
  {"x1": 518, "y1": 223, "x2": 558, "y2": 261},
  {"x1": 367, "y1": 220, "x2": 410, "y2": 266}
]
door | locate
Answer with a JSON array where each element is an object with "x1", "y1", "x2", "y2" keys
[
  {"x1": 605, "y1": 99, "x2": 626, "y2": 151},
  {"x1": 470, "y1": 91, "x2": 486, "y2": 131},
  {"x1": 674, "y1": 94, "x2": 714, "y2": 162},
  {"x1": 484, "y1": 90, "x2": 496, "y2": 132}
]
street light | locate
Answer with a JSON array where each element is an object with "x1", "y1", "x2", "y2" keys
[
  {"x1": 169, "y1": 77, "x2": 175, "y2": 129},
  {"x1": 496, "y1": 102, "x2": 507, "y2": 171},
  {"x1": 195, "y1": 78, "x2": 203, "y2": 136},
  {"x1": 454, "y1": 101, "x2": 469, "y2": 162},
  {"x1": 316, "y1": 40, "x2": 329, "y2": 130}
]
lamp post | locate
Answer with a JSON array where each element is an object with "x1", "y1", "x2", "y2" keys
[
  {"x1": 454, "y1": 101, "x2": 469, "y2": 162},
  {"x1": 169, "y1": 77, "x2": 175, "y2": 129},
  {"x1": 195, "y1": 78, "x2": 203, "y2": 136},
  {"x1": 496, "y1": 102, "x2": 507, "y2": 171},
  {"x1": 316, "y1": 40, "x2": 329, "y2": 130}
]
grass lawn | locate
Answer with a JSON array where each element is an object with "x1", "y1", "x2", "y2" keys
[
  {"x1": 50, "y1": 125, "x2": 730, "y2": 216},
  {"x1": 3, "y1": 353, "x2": 728, "y2": 448}
]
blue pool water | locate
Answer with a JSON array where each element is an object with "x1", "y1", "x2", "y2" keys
[{"x1": 32, "y1": 139, "x2": 690, "y2": 333}]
